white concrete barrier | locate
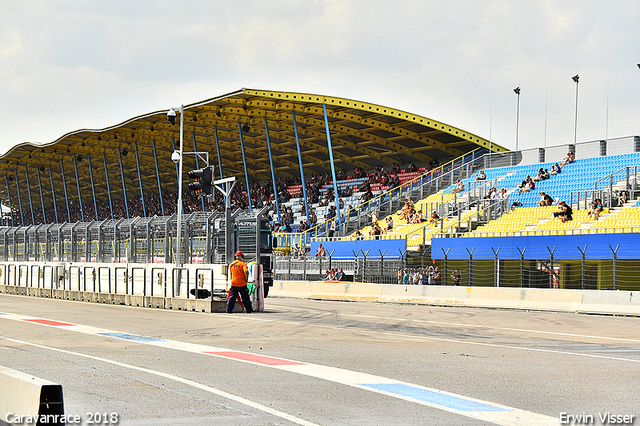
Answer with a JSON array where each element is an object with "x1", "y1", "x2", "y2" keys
[
  {"x1": 0, "y1": 366, "x2": 64, "y2": 425},
  {"x1": 271, "y1": 281, "x2": 640, "y2": 316}
]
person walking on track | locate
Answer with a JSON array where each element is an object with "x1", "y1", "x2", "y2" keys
[{"x1": 226, "y1": 251, "x2": 254, "y2": 313}]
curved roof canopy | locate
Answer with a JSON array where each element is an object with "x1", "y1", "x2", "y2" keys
[{"x1": 0, "y1": 88, "x2": 506, "y2": 208}]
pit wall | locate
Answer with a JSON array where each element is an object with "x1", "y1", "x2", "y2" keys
[
  {"x1": 0, "y1": 261, "x2": 234, "y2": 313},
  {"x1": 270, "y1": 280, "x2": 640, "y2": 316}
]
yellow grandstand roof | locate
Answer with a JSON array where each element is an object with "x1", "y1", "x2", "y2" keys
[{"x1": 0, "y1": 88, "x2": 506, "y2": 206}]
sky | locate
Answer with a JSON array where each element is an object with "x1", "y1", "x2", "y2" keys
[{"x1": 1, "y1": 0, "x2": 639, "y2": 157}]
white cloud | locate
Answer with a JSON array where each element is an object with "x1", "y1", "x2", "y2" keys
[{"x1": 0, "y1": 0, "x2": 638, "y2": 155}]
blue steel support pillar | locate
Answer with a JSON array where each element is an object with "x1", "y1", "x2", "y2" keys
[
  {"x1": 73, "y1": 155, "x2": 85, "y2": 222},
  {"x1": 322, "y1": 104, "x2": 342, "y2": 229},
  {"x1": 118, "y1": 148, "x2": 130, "y2": 219},
  {"x1": 133, "y1": 141, "x2": 147, "y2": 217},
  {"x1": 214, "y1": 126, "x2": 223, "y2": 180},
  {"x1": 5, "y1": 176, "x2": 14, "y2": 226},
  {"x1": 59, "y1": 161, "x2": 71, "y2": 223},
  {"x1": 14, "y1": 171, "x2": 24, "y2": 226},
  {"x1": 48, "y1": 165, "x2": 59, "y2": 224},
  {"x1": 36, "y1": 166, "x2": 46, "y2": 224},
  {"x1": 152, "y1": 140, "x2": 165, "y2": 216},
  {"x1": 263, "y1": 117, "x2": 281, "y2": 224},
  {"x1": 191, "y1": 131, "x2": 205, "y2": 212},
  {"x1": 24, "y1": 165, "x2": 35, "y2": 225},
  {"x1": 237, "y1": 122, "x2": 252, "y2": 213},
  {"x1": 102, "y1": 153, "x2": 114, "y2": 220},
  {"x1": 87, "y1": 154, "x2": 98, "y2": 221},
  {"x1": 292, "y1": 111, "x2": 311, "y2": 227}
]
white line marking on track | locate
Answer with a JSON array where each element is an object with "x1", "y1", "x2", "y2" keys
[
  {"x1": 0, "y1": 335, "x2": 321, "y2": 426},
  {"x1": 0, "y1": 311, "x2": 557, "y2": 425}
]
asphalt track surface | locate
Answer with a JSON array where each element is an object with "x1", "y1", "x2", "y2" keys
[{"x1": 0, "y1": 294, "x2": 639, "y2": 426}]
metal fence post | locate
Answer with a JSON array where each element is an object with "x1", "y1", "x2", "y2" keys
[
  {"x1": 609, "y1": 244, "x2": 619, "y2": 291},
  {"x1": 517, "y1": 247, "x2": 527, "y2": 288},
  {"x1": 491, "y1": 247, "x2": 501, "y2": 287},
  {"x1": 577, "y1": 245, "x2": 587, "y2": 290},
  {"x1": 547, "y1": 246, "x2": 557, "y2": 288},
  {"x1": 466, "y1": 247, "x2": 474, "y2": 287}
]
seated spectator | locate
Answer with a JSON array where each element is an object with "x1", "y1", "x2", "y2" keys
[
  {"x1": 385, "y1": 216, "x2": 394, "y2": 231},
  {"x1": 550, "y1": 163, "x2": 562, "y2": 175},
  {"x1": 533, "y1": 168, "x2": 546, "y2": 182},
  {"x1": 537, "y1": 191, "x2": 553, "y2": 207},
  {"x1": 453, "y1": 179, "x2": 465, "y2": 194},
  {"x1": 587, "y1": 199, "x2": 603, "y2": 221},
  {"x1": 316, "y1": 243, "x2": 327, "y2": 257},
  {"x1": 475, "y1": 170, "x2": 486, "y2": 181},
  {"x1": 335, "y1": 268, "x2": 344, "y2": 281},
  {"x1": 618, "y1": 190, "x2": 629, "y2": 206},
  {"x1": 407, "y1": 161, "x2": 417, "y2": 172},
  {"x1": 299, "y1": 221, "x2": 310, "y2": 232},
  {"x1": 429, "y1": 210, "x2": 440, "y2": 223},
  {"x1": 373, "y1": 223, "x2": 383, "y2": 239},
  {"x1": 553, "y1": 201, "x2": 573, "y2": 223},
  {"x1": 519, "y1": 175, "x2": 535, "y2": 193},
  {"x1": 324, "y1": 269, "x2": 335, "y2": 281},
  {"x1": 560, "y1": 151, "x2": 575, "y2": 167},
  {"x1": 410, "y1": 210, "x2": 424, "y2": 224}
]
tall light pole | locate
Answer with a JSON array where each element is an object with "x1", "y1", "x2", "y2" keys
[
  {"x1": 168, "y1": 105, "x2": 184, "y2": 266},
  {"x1": 572, "y1": 74, "x2": 579, "y2": 145},
  {"x1": 514, "y1": 87, "x2": 521, "y2": 151}
]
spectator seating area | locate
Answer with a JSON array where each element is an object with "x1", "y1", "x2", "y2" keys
[{"x1": 339, "y1": 151, "x2": 640, "y2": 247}]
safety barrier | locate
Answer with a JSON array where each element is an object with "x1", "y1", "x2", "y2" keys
[
  {"x1": 0, "y1": 366, "x2": 64, "y2": 425},
  {"x1": 0, "y1": 261, "x2": 230, "y2": 313},
  {"x1": 270, "y1": 280, "x2": 640, "y2": 316}
]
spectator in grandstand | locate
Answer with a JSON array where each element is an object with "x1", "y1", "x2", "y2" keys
[
  {"x1": 353, "y1": 226, "x2": 363, "y2": 240},
  {"x1": 451, "y1": 269, "x2": 461, "y2": 286},
  {"x1": 426, "y1": 266, "x2": 434, "y2": 285},
  {"x1": 588, "y1": 199, "x2": 603, "y2": 221},
  {"x1": 429, "y1": 211, "x2": 440, "y2": 223},
  {"x1": 533, "y1": 167, "x2": 547, "y2": 182},
  {"x1": 618, "y1": 190, "x2": 629, "y2": 206},
  {"x1": 519, "y1": 175, "x2": 535, "y2": 194},
  {"x1": 360, "y1": 188, "x2": 374, "y2": 202},
  {"x1": 560, "y1": 151, "x2": 575, "y2": 167},
  {"x1": 475, "y1": 170, "x2": 486, "y2": 181},
  {"x1": 316, "y1": 244, "x2": 327, "y2": 257},
  {"x1": 328, "y1": 219, "x2": 336, "y2": 238},
  {"x1": 370, "y1": 211, "x2": 378, "y2": 225},
  {"x1": 498, "y1": 188, "x2": 508, "y2": 199},
  {"x1": 335, "y1": 268, "x2": 344, "y2": 281},
  {"x1": 553, "y1": 201, "x2": 573, "y2": 223},
  {"x1": 410, "y1": 210, "x2": 424, "y2": 224},
  {"x1": 372, "y1": 222, "x2": 383, "y2": 239},
  {"x1": 453, "y1": 179, "x2": 465, "y2": 194},
  {"x1": 406, "y1": 161, "x2": 417, "y2": 173},
  {"x1": 400, "y1": 197, "x2": 414, "y2": 221},
  {"x1": 550, "y1": 163, "x2": 562, "y2": 175},
  {"x1": 386, "y1": 216, "x2": 394, "y2": 232},
  {"x1": 299, "y1": 220, "x2": 310, "y2": 232},
  {"x1": 537, "y1": 192, "x2": 553, "y2": 207}
]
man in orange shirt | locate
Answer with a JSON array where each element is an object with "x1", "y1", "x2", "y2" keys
[{"x1": 226, "y1": 251, "x2": 254, "y2": 313}]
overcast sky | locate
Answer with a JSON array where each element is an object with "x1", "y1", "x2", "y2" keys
[{"x1": 1, "y1": 0, "x2": 639, "y2": 158}]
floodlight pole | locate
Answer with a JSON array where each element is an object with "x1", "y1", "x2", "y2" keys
[{"x1": 171, "y1": 105, "x2": 185, "y2": 267}]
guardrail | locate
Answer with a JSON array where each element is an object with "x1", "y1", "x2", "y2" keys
[
  {"x1": 0, "y1": 262, "x2": 225, "y2": 313},
  {"x1": 0, "y1": 366, "x2": 65, "y2": 425}
]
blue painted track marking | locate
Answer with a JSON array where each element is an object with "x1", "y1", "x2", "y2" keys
[
  {"x1": 98, "y1": 332, "x2": 165, "y2": 343},
  {"x1": 361, "y1": 383, "x2": 509, "y2": 412}
]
